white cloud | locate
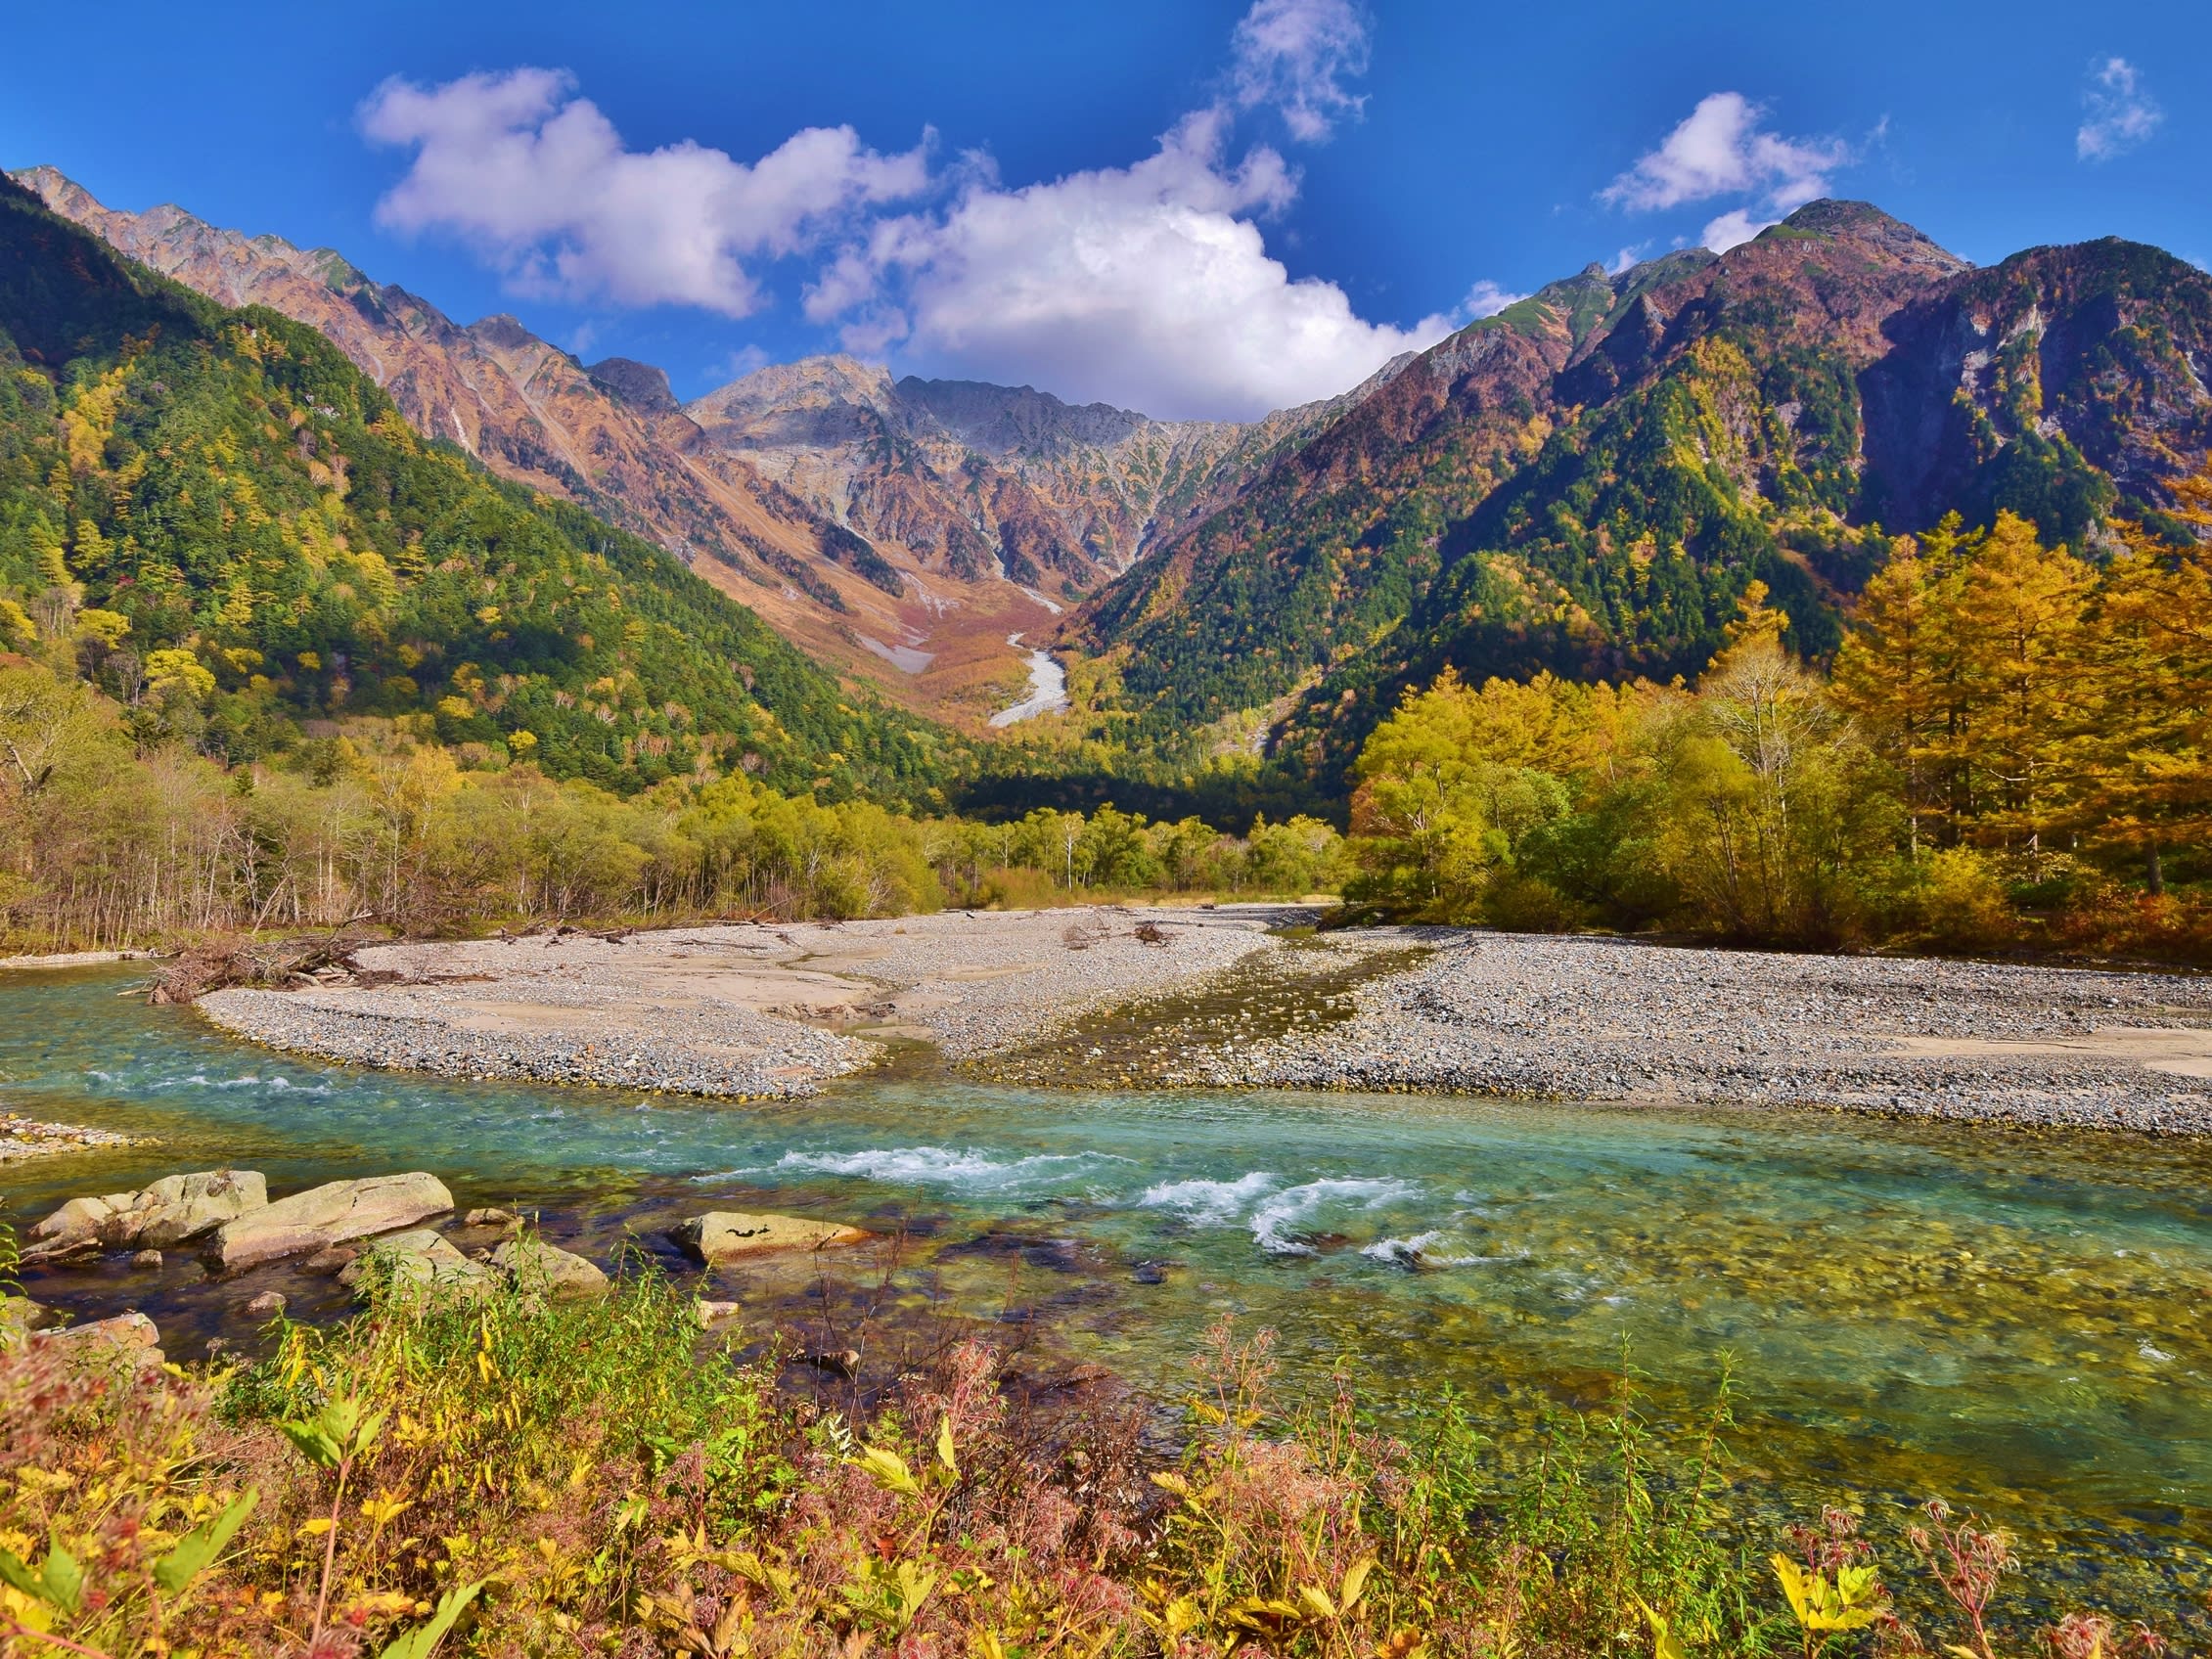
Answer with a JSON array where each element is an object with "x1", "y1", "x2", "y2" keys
[
  {"x1": 357, "y1": 3, "x2": 1441, "y2": 422},
  {"x1": 718, "y1": 344, "x2": 770, "y2": 382},
  {"x1": 1698, "y1": 208, "x2": 1769, "y2": 253},
  {"x1": 2077, "y1": 57, "x2": 2162, "y2": 161},
  {"x1": 1456, "y1": 280, "x2": 1526, "y2": 321},
  {"x1": 1605, "y1": 244, "x2": 1648, "y2": 276},
  {"x1": 1602, "y1": 92, "x2": 1850, "y2": 250},
  {"x1": 1229, "y1": 0, "x2": 1371, "y2": 142},
  {"x1": 359, "y1": 68, "x2": 929, "y2": 315},
  {"x1": 813, "y1": 108, "x2": 1449, "y2": 419},
  {"x1": 1603, "y1": 93, "x2": 1845, "y2": 213}
]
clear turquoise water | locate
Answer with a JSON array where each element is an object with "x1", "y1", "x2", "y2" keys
[{"x1": 5, "y1": 967, "x2": 2211, "y2": 1613}]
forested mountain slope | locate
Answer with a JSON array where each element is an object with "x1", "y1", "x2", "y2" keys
[
  {"x1": 18, "y1": 167, "x2": 1369, "y2": 725},
  {"x1": 11, "y1": 167, "x2": 1014, "y2": 709},
  {"x1": 0, "y1": 173, "x2": 950, "y2": 800},
  {"x1": 1072, "y1": 201, "x2": 2212, "y2": 783}
]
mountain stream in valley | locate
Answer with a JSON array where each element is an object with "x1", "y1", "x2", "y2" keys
[{"x1": 4, "y1": 966, "x2": 2210, "y2": 1621}]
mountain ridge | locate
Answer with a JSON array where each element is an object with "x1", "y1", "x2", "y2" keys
[
  {"x1": 16, "y1": 165, "x2": 1377, "y2": 728},
  {"x1": 0, "y1": 169, "x2": 947, "y2": 801},
  {"x1": 1067, "y1": 199, "x2": 2212, "y2": 786}
]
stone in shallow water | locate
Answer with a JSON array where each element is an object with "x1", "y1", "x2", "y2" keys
[
  {"x1": 244, "y1": 1290, "x2": 288, "y2": 1319},
  {"x1": 489, "y1": 1236, "x2": 609, "y2": 1299},
  {"x1": 29, "y1": 1311, "x2": 162, "y2": 1370},
  {"x1": 338, "y1": 1229, "x2": 491, "y2": 1299},
  {"x1": 129, "y1": 1248, "x2": 162, "y2": 1271},
  {"x1": 26, "y1": 1169, "x2": 267, "y2": 1261},
  {"x1": 205, "y1": 1173, "x2": 454, "y2": 1272},
  {"x1": 668, "y1": 1211, "x2": 870, "y2": 1267}
]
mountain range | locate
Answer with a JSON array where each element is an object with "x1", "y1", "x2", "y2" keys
[
  {"x1": 17, "y1": 168, "x2": 1360, "y2": 727},
  {"x1": 1072, "y1": 200, "x2": 2212, "y2": 780},
  {"x1": 17, "y1": 166, "x2": 2212, "y2": 798},
  {"x1": 0, "y1": 172, "x2": 944, "y2": 800}
]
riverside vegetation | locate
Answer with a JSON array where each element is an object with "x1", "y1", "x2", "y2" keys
[
  {"x1": 0, "y1": 1229, "x2": 2180, "y2": 1659},
  {"x1": 1341, "y1": 476, "x2": 2212, "y2": 960}
]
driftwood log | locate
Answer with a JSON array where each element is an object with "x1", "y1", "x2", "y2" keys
[{"x1": 147, "y1": 926, "x2": 384, "y2": 1005}]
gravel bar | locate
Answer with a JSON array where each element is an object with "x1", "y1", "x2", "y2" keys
[
  {"x1": 196, "y1": 907, "x2": 1294, "y2": 1098},
  {"x1": 0, "y1": 1111, "x2": 141, "y2": 1164},
  {"x1": 1214, "y1": 931, "x2": 2212, "y2": 1133}
]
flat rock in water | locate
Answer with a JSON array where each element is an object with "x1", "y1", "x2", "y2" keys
[
  {"x1": 244, "y1": 1290, "x2": 288, "y2": 1319},
  {"x1": 490, "y1": 1236, "x2": 609, "y2": 1299},
  {"x1": 668, "y1": 1210, "x2": 870, "y2": 1267},
  {"x1": 464, "y1": 1207, "x2": 522, "y2": 1230},
  {"x1": 206, "y1": 1173, "x2": 453, "y2": 1272},
  {"x1": 26, "y1": 1169, "x2": 267, "y2": 1261}
]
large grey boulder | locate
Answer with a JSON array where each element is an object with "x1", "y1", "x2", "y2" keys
[
  {"x1": 489, "y1": 1236, "x2": 609, "y2": 1300},
  {"x1": 25, "y1": 1170, "x2": 267, "y2": 1262},
  {"x1": 668, "y1": 1211, "x2": 869, "y2": 1267},
  {"x1": 338, "y1": 1229, "x2": 491, "y2": 1300},
  {"x1": 205, "y1": 1173, "x2": 453, "y2": 1272}
]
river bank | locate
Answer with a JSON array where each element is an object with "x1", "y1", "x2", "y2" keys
[{"x1": 191, "y1": 911, "x2": 2212, "y2": 1132}]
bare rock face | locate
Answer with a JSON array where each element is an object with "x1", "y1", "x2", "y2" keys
[
  {"x1": 25, "y1": 1170, "x2": 268, "y2": 1262},
  {"x1": 205, "y1": 1173, "x2": 454, "y2": 1273},
  {"x1": 668, "y1": 1211, "x2": 870, "y2": 1267},
  {"x1": 489, "y1": 1236, "x2": 609, "y2": 1300}
]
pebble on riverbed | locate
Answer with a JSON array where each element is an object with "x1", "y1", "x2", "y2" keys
[{"x1": 0, "y1": 1111, "x2": 141, "y2": 1164}]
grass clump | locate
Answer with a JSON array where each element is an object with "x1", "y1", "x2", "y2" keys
[{"x1": 0, "y1": 1254, "x2": 2181, "y2": 1657}]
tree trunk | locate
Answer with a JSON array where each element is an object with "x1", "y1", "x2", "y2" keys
[{"x1": 2147, "y1": 838, "x2": 2165, "y2": 896}]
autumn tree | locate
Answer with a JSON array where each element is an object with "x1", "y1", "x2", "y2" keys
[{"x1": 2084, "y1": 460, "x2": 2212, "y2": 889}]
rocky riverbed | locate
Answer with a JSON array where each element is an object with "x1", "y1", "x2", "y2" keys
[
  {"x1": 180, "y1": 912, "x2": 2212, "y2": 1133},
  {"x1": 0, "y1": 1109, "x2": 140, "y2": 1165},
  {"x1": 195, "y1": 907, "x2": 1295, "y2": 1096},
  {"x1": 1203, "y1": 930, "x2": 2212, "y2": 1133}
]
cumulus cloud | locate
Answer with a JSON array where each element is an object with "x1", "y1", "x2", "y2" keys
[
  {"x1": 811, "y1": 108, "x2": 1449, "y2": 419},
  {"x1": 2077, "y1": 57, "x2": 2162, "y2": 161},
  {"x1": 1603, "y1": 92, "x2": 1848, "y2": 250},
  {"x1": 359, "y1": 67, "x2": 928, "y2": 314},
  {"x1": 1229, "y1": 0, "x2": 1371, "y2": 141},
  {"x1": 1455, "y1": 280, "x2": 1526, "y2": 321},
  {"x1": 357, "y1": 1, "x2": 1447, "y2": 421}
]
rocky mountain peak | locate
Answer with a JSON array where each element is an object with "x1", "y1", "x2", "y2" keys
[
  {"x1": 1776, "y1": 199, "x2": 1971, "y2": 274},
  {"x1": 895, "y1": 376, "x2": 1152, "y2": 456},
  {"x1": 466, "y1": 314, "x2": 540, "y2": 352},
  {"x1": 587, "y1": 357, "x2": 678, "y2": 415}
]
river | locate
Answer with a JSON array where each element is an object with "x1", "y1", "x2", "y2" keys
[
  {"x1": 4, "y1": 966, "x2": 2210, "y2": 1618},
  {"x1": 987, "y1": 632, "x2": 1070, "y2": 726}
]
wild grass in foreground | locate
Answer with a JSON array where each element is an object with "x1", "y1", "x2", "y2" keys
[{"x1": 0, "y1": 1253, "x2": 2182, "y2": 1658}]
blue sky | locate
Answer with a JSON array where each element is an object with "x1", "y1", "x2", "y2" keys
[{"x1": 5, "y1": 0, "x2": 2206, "y2": 420}]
